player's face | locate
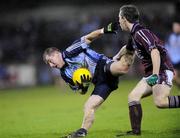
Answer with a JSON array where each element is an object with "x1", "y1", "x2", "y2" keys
[
  {"x1": 173, "y1": 22, "x2": 180, "y2": 34},
  {"x1": 45, "y1": 51, "x2": 64, "y2": 69},
  {"x1": 119, "y1": 13, "x2": 129, "y2": 31}
]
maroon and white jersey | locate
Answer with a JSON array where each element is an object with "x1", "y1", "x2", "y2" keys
[{"x1": 127, "y1": 23, "x2": 174, "y2": 76}]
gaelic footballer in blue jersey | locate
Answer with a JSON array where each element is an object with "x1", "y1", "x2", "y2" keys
[
  {"x1": 43, "y1": 24, "x2": 134, "y2": 138},
  {"x1": 118, "y1": 4, "x2": 180, "y2": 136}
]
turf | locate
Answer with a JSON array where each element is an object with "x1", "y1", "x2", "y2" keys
[{"x1": 0, "y1": 80, "x2": 180, "y2": 138}]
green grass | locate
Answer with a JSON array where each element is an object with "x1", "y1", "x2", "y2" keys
[{"x1": 0, "y1": 80, "x2": 180, "y2": 138}]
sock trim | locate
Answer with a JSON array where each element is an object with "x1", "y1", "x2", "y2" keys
[{"x1": 128, "y1": 101, "x2": 140, "y2": 106}]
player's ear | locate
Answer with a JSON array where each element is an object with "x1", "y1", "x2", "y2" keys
[{"x1": 122, "y1": 16, "x2": 127, "y2": 22}]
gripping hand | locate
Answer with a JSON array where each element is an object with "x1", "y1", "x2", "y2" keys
[
  {"x1": 146, "y1": 74, "x2": 158, "y2": 86},
  {"x1": 76, "y1": 74, "x2": 92, "y2": 94}
]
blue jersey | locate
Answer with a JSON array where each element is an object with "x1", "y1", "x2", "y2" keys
[
  {"x1": 60, "y1": 36, "x2": 112, "y2": 90},
  {"x1": 165, "y1": 33, "x2": 180, "y2": 64}
]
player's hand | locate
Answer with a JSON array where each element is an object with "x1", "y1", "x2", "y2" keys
[
  {"x1": 146, "y1": 74, "x2": 159, "y2": 86},
  {"x1": 76, "y1": 74, "x2": 91, "y2": 94},
  {"x1": 104, "y1": 22, "x2": 119, "y2": 34}
]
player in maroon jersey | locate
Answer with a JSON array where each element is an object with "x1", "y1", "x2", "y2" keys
[{"x1": 118, "y1": 4, "x2": 180, "y2": 135}]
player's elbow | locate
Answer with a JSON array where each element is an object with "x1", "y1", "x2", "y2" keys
[{"x1": 151, "y1": 48, "x2": 160, "y2": 56}]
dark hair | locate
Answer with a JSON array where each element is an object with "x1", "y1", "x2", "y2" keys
[
  {"x1": 43, "y1": 47, "x2": 60, "y2": 64},
  {"x1": 119, "y1": 5, "x2": 140, "y2": 23}
]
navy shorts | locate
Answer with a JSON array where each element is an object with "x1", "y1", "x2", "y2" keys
[{"x1": 91, "y1": 58, "x2": 119, "y2": 100}]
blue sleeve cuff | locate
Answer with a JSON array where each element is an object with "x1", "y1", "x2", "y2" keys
[{"x1": 81, "y1": 36, "x2": 90, "y2": 49}]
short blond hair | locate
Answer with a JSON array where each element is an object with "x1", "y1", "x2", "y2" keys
[{"x1": 43, "y1": 47, "x2": 60, "y2": 64}]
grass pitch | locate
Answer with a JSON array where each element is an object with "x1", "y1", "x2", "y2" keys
[{"x1": 0, "y1": 79, "x2": 180, "y2": 138}]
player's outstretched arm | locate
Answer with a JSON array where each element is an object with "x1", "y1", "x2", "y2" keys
[
  {"x1": 84, "y1": 28, "x2": 104, "y2": 44},
  {"x1": 84, "y1": 22, "x2": 119, "y2": 44}
]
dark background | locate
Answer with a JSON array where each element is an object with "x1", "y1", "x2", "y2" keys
[{"x1": 0, "y1": 0, "x2": 179, "y2": 88}]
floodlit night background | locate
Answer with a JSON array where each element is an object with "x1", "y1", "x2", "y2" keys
[
  {"x1": 0, "y1": 0, "x2": 180, "y2": 138},
  {"x1": 0, "y1": 0, "x2": 179, "y2": 87}
]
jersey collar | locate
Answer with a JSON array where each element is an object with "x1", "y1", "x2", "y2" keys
[
  {"x1": 131, "y1": 22, "x2": 141, "y2": 35},
  {"x1": 60, "y1": 51, "x2": 68, "y2": 70}
]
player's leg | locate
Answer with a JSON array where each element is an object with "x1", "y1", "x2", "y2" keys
[
  {"x1": 81, "y1": 95, "x2": 104, "y2": 130},
  {"x1": 109, "y1": 53, "x2": 135, "y2": 76},
  {"x1": 152, "y1": 70, "x2": 180, "y2": 108},
  {"x1": 127, "y1": 78, "x2": 152, "y2": 135},
  {"x1": 65, "y1": 58, "x2": 118, "y2": 138},
  {"x1": 66, "y1": 82, "x2": 114, "y2": 138},
  {"x1": 65, "y1": 95, "x2": 104, "y2": 138},
  {"x1": 80, "y1": 58, "x2": 117, "y2": 132},
  {"x1": 152, "y1": 84, "x2": 171, "y2": 108}
]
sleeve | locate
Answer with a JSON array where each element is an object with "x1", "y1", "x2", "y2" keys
[
  {"x1": 64, "y1": 36, "x2": 89, "y2": 58},
  {"x1": 135, "y1": 29, "x2": 157, "y2": 54},
  {"x1": 80, "y1": 36, "x2": 90, "y2": 49}
]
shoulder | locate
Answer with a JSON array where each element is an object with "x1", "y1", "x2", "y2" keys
[
  {"x1": 66, "y1": 36, "x2": 89, "y2": 52},
  {"x1": 135, "y1": 28, "x2": 154, "y2": 44},
  {"x1": 135, "y1": 28, "x2": 150, "y2": 37}
]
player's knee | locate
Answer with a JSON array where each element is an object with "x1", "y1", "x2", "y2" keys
[
  {"x1": 84, "y1": 103, "x2": 89, "y2": 113},
  {"x1": 154, "y1": 98, "x2": 166, "y2": 108},
  {"x1": 84, "y1": 103, "x2": 95, "y2": 113},
  {"x1": 121, "y1": 66, "x2": 129, "y2": 74},
  {"x1": 128, "y1": 92, "x2": 140, "y2": 102},
  {"x1": 117, "y1": 64, "x2": 129, "y2": 74}
]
